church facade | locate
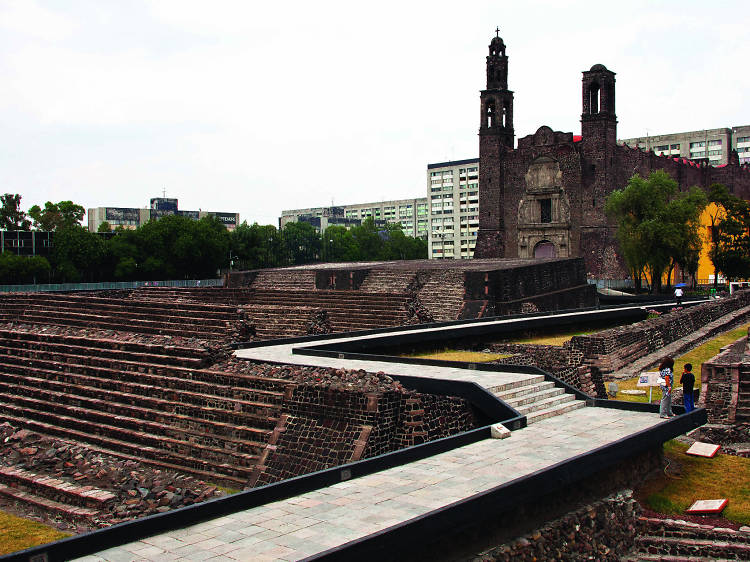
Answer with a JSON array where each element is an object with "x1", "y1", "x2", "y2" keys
[{"x1": 473, "y1": 33, "x2": 750, "y2": 278}]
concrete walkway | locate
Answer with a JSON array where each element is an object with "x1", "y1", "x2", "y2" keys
[{"x1": 74, "y1": 407, "x2": 666, "y2": 562}]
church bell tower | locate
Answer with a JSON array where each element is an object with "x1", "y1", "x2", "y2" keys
[
  {"x1": 479, "y1": 30, "x2": 514, "y2": 148},
  {"x1": 475, "y1": 29, "x2": 513, "y2": 259}
]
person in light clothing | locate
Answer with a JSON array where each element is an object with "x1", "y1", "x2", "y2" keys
[
  {"x1": 658, "y1": 356, "x2": 675, "y2": 418},
  {"x1": 674, "y1": 286, "x2": 683, "y2": 306}
]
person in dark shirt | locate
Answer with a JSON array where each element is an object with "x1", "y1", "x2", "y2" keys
[{"x1": 680, "y1": 363, "x2": 695, "y2": 413}]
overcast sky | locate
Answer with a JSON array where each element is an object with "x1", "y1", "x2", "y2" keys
[{"x1": 1, "y1": 0, "x2": 748, "y2": 227}]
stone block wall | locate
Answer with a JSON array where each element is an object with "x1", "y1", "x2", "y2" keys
[
  {"x1": 700, "y1": 334, "x2": 748, "y2": 424},
  {"x1": 253, "y1": 383, "x2": 477, "y2": 487},
  {"x1": 568, "y1": 291, "x2": 750, "y2": 380},
  {"x1": 484, "y1": 343, "x2": 599, "y2": 396},
  {"x1": 478, "y1": 490, "x2": 642, "y2": 561}
]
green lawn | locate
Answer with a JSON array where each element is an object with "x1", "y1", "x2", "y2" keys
[
  {"x1": 638, "y1": 440, "x2": 750, "y2": 525},
  {"x1": 405, "y1": 349, "x2": 512, "y2": 362},
  {"x1": 0, "y1": 510, "x2": 70, "y2": 556}
]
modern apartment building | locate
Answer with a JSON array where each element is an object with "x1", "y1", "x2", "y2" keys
[
  {"x1": 88, "y1": 198, "x2": 240, "y2": 232},
  {"x1": 427, "y1": 158, "x2": 480, "y2": 260},
  {"x1": 619, "y1": 125, "x2": 750, "y2": 166},
  {"x1": 280, "y1": 198, "x2": 429, "y2": 239}
]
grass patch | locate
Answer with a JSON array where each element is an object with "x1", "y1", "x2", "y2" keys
[
  {"x1": 405, "y1": 350, "x2": 512, "y2": 363},
  {"x1": 638, "y1": 440, "x2": 750, "y2": 525},
  {"x1": 0, "y1": 510, "x2": 70, "y2": 556},
  {"x1": 613, "y1": 323, "x2": 750, "y2": 404},
  {"x1": 509, "y1": 329, "x2": 599, "y2": 346},
  {"x1": 214, "y1": 484, "x2": 241, "y2": 495}
]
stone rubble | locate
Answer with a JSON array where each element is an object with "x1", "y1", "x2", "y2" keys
[{"x1": 0, "y1": 421, "x2": 224, "y2": 533}]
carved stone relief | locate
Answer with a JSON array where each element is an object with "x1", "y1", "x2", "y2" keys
[{"x1": 517, "y1": 156, "x2": 571, "y2": 259}]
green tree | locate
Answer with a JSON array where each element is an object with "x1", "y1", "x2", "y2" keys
[
  {"x1": 605, "y1": 171, "x2": 706, "y2": 293},
  {"x1": 51, "y1": 225, "x2": 105, "y2": 282},
  {"x1": 663, "y1": 187, "x2": 707, "y2": 288},
  {"x1": 323, "y1": 225, "x2": 360, "y2": 262},
  {"x1": 706, "y1": 183, "x2": 739, "y2": 287},
  {"x1": 0, "y1": 253, "x2": 51, "y2": 284},
  {"x1": 97, "y1": 221, "x2": 112, "y2": 233},
  {"x1": 0, "y1": 194, "x2": 31, "y2": 230},
  {"x1": 281, "y1": 221, "x2": 320, "y2": 265},
  {"x1": 350, "y1": 217, "x2": 383, "y2": 261},
  {"x1": 710, "y1": 197, "x2": 750, "y2": 281},
  {"x1": 28, "y1": 200, "x2": 86, "y2": 231}
]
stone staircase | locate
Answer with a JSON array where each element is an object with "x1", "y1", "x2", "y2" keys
[
  {"x1": 417, "y1": 270, "x2": 466, "y2": 322},
  {"x1": 359, "y1": 270, "x2": 417, "y2": 293},
  {"x1": 0, "y1": 328, "x2": 298, "y2": 487},
  {"x1": 251, "y1": 269, "x2": 316, "y2": 291},
  {"x1": 493, "y1": 375, "x2": 586, "y2": 424},
  {"x1": 0, "y1": 293, "x2": 245, "y2": 341},
  {"x1": 243, "y1": 289, "x2": 412, "y2": 339},
  {"x1": 131, "y1": 287, "x2": 255, "y2": 305},
  {"x1": 623, "y1": 516, "x2": 750, "y2": 561}
]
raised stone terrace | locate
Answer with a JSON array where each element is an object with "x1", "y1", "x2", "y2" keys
[{"x1": 226, "y1": 257, "x2": 597, "y2": 338}]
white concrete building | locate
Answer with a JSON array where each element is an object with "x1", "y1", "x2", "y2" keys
[{"x1": 427, "y1": 158, "x2": 479, "y2": 260}]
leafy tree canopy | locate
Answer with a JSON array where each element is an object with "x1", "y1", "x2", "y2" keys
[
  {"x1": 28, "y1": 200, "x2": 85, "y2": 231},
  {"x1": 605, "y1": 170, "x2": 706, "y2": 292}
]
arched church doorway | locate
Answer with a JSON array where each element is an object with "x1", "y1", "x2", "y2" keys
[{"x1": 533, "y1": 241, "x2": 557, "y2": 258}]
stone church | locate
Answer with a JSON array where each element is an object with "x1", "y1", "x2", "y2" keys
[{"x1": 473, "y1": 32, "x2": 750, "y2": 278}]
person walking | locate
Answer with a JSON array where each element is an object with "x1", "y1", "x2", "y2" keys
[
  {"x1": 658, "y1": 356, "x2": 675, "y2": 418},
  {"x1": 680, "y1": 362, "x2": 696, "y2": 413},
  {"x1": 674, "y1": 286, "x2": 683, "y2": 306}
]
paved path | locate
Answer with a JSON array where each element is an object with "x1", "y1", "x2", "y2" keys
[{"x1": 74, "y1": 407, "x2": 665, "y2": 562}]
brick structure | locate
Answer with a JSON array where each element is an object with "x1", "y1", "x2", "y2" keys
[
  {"x1": 700, "y1": 331, "x2": 750, "y2": 424},
  {"x1": 474, "y1": 34, "x2": 750, "y2": 278}
]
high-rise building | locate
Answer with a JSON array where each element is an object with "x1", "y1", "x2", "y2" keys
[
  {"x1": 619, "y1": 125, "x2": 750, "y2": 166},
  {"x1": 280, "y1": 198, "x2": 428, "y2": 238},
  {"x1": 427, "y1": 159, "x2": 479, "y2": 260}
]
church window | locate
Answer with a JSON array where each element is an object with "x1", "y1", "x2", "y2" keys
[{"x1": 540, "y1": 199, "x2": 552, "y2": 223}]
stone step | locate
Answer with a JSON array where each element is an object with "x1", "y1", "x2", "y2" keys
[
  {"x1": 494, "y1": 380, "x2": 558, "y2": 400},
  {"x1": 0, "y1": 397, "x2": 266, "y2": 468},
  {"x1": 637, "y1": 516, "x2": 750, "y2": 543},
  {"x1": 525, "y1": 399, "x2": 586, "y2": 424},
  {"x1": 0, "y1": 482, "x2": 102, "y2": 521},
  {"x1": 485, "y1": 375, "x2": 546, "y2": 395},
  {"x1": 635, "y1": 535, "x2": 750, "y2": 559},
  {"x1": 0, "y1": 415, "x2": 248, "y2": 488},
  {"x1": 0, "y1": 411, "x2": 257, "y2": 485},
  {"x1": 515, "y1": 392, "x2": 578, "y2": 416},
  {"x1": 0, "y1": 329, "x2": 210, "y2": 359},
  {"x1": 0, "y1": 369, "x2": 282, "y2": 430},
  {"x1": 0, "y1": 380, "x2": 273, "y2": 447},
  {"x1": 8, "y1": 294, "x2": 241, "y2": 316},
  {"x1": 16, "y1": 307, "x2": 233, "y2": 329},
  {"x1": 0, "y1": 340, "x2": 206, "y2": 369},
  {"x1": 0, "y1": 466, "x2": 116, "y2": 509},
  {"x1": 9, "y1": 313, "x2": 227, "y2": 339},
  {"x1": 620, "y1": 553, "x2": 737, "y2": 562},
  {"x1": 501, "y1": 387, "x2": 565, "y2": 408}
]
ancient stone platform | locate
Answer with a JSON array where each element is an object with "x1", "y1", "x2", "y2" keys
[{"x1": 70, "y1": 311, "x2": 696, "y2": 562}]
